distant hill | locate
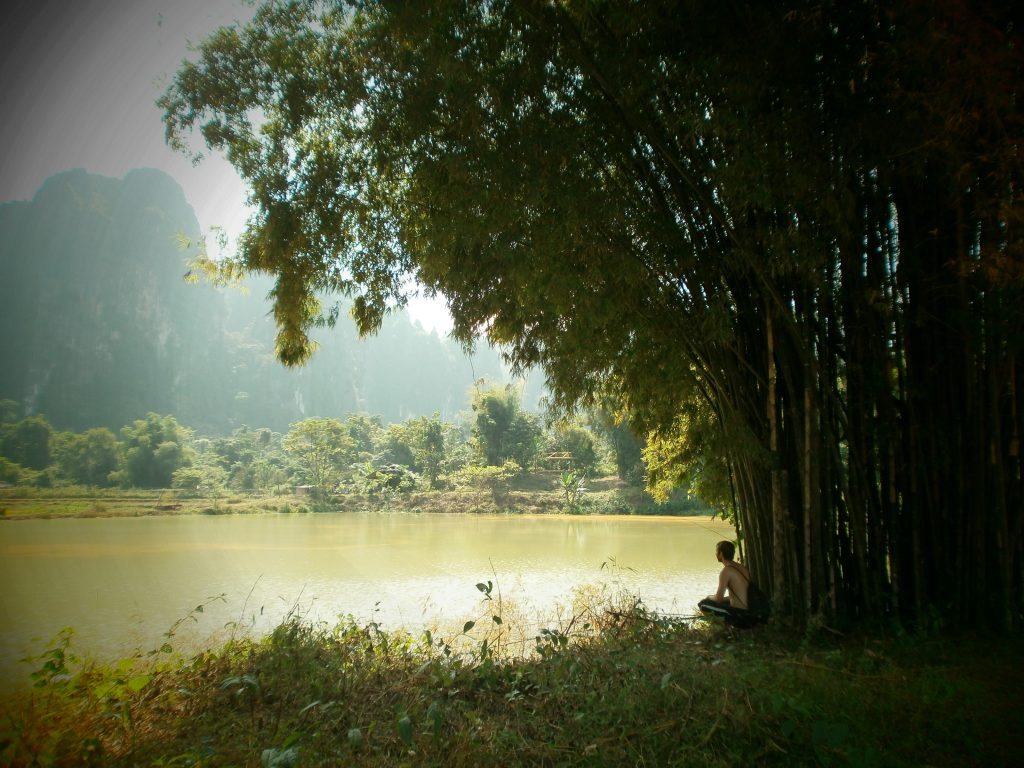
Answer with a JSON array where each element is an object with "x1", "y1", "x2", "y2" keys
[{"x1": 0, "y1": 169, "x2": 528, "y2": 434}]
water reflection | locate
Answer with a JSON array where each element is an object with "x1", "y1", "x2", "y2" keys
[{"x1": 0, "y1": 513, "x2": 733, "y2": 692}]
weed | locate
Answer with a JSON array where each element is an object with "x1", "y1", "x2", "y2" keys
[{"x1": 2, "y1": 593, "x2": 1021, "y2": 766}]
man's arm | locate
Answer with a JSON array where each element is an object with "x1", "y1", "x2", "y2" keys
[{"x1": 714, "y1": 569, "x2": 730, "y2": 602}]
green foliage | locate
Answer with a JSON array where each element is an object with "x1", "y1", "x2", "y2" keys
[
  {"x1": 589, "y1": 405, "x2": 646, "y2": 485},
  {"x1": 643, "y1": 397, "x2": 747, "y2": 518},
  {"x1": 1, "y1": 415, "x2": 53, "y2": 471},
  {"x1": 53, "y1": 427, "x2": 118, "y2": 486},
  {"x1": 28, "y1": 466, "x2": 57, "y2": 488},
  {"x1": 344, "y1": 413, "x2": 384, "y2": 462},
  {"x1": 0, "y1": 403, "x2": 667, "y2": 504},
  {"x1": 546, "y1": 421, "x2": 598, "y2": 476},
  {"x1": 24, "y1": 626, "x2": 79, "y2": 690},
  {"x1": 0, "y1": 456, "x2": 34, "y2": 485},
  {"x1": 385, "y1": 413, "x2": 447, "y2": 488},
  {"x1": 282, "y1": 417, "x2": 356, "y2": 494},
  {"x1": 118, "y1": 413, "x2": 194, "y2": 489},
  {"x1": 559, "y1": 470, "x2": 587, "y2": 512},
  {"x1": 470, "y1": 385, "x2": 542, "y2": 469},
  {"x1": 4, "y1": 599, "x2": 1019, "y2": 766},
  {"x1": 451, "y1": 460, "x2": 519, "y2": 501},
  {"x1": 171, "y1": 463, "x2": 228, "y2": 496},
  {"x1": 379, "y1": 424, "x2": 415, "y2": 468},
  {"x1": 207, "y1": 426, "x2": 289, "y2": 491},
  {"x1": 351, "y1": 462, "x2": 420, "y2": 496},
  {"x1": 238, "y1": 456, "x2": 290, "y2": 492}
]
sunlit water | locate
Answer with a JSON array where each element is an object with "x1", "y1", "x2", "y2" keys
[{"x1": 0, "y1": 512, "x2": 733, "y2": 692}]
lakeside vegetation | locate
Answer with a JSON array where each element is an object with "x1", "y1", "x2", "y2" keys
[
  {"x1": 2, "y1": 380, "x2": 712, "y2": 518},
  {"x1": 0, "y1": 385, "x2": 714, "y2": 521},
  {"x1": 0, "y1": 474, "x2": 706, "y2": 522},
  {"x1": 3, "y1": 594, "x2": 1021, "y2": 767}
]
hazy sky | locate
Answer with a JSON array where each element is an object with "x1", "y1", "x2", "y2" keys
[
  {"x1": 1, "y1": 0, "x2": 254, "y2": 232},
  {"x1": 0, "y1": 0, "x2": 451, "y2": 333}
]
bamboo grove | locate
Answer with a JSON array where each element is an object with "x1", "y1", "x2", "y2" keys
[{"x1": 161, "y1": 1, "x2": 1022, "y2": 629}]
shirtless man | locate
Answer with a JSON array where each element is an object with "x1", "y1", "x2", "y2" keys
[{"x1": 698, "y1": 540, "x2": 750, "y2": 617}]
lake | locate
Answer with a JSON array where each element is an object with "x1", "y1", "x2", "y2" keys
[{"x1": 0, "y1": 512, "x2": 733, "y2": 692}]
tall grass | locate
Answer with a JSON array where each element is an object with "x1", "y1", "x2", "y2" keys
[{"x1": 2, "y1": 590, "x2": 1020, "y2": 767}]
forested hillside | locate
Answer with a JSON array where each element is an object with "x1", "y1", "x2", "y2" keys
[{"x1": 0, "y1": 169, "x2": 524, "y2": 434}]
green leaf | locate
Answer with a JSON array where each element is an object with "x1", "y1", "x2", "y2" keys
[
  {"x1": 347, "y1": 728, "x2": 363, "y2": 748},
  {"x1": 397, "y1": 714, "x2": 413, "y2": 746},
  {"x1": 93, "y1": 681, "x2": 116, "y2": 699},
  {"x1": 427, "y1": 701, "x2": 443, "y2": 739},
  {"x1": 127, "y1": 674, "x2": 151, "y2": 693},
  {"x1": 492, "y1": 615, "x2": 503, "y2": 625},
  {"x1": 463, "y1": 620, "x2": 475, "y2": 633}
]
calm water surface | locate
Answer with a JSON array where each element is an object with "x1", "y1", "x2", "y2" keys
[{"x1": 0, "y1": 512, "x2": 732, "y2": 692}]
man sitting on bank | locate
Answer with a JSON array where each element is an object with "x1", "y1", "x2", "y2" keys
[{"x1": 698, "y1": 540, "x2": 759, "y2": 627}]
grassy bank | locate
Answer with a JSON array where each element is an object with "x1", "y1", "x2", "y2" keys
[
  {"x1": 0, "y1": 489, "x2": 306, "y2": 520},
  {"x1": 3, "y1": 599, "x2": 1020, "y2": 767},
  {"x1": 0, "y1": 476, "x2": 710, "y2": 520}
]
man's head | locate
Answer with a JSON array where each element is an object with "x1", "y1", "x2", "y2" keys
[{"x1": 716, "y1": 540, "x2": 735, "y2": 562}]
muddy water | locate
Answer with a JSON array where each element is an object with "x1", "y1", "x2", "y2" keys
[{"x1": 0, "y1": 512, "x2": 733, "y2": 691}]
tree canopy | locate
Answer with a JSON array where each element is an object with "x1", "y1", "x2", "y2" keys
[
  {"x1": 283, "y1": 417, "x2": 357, "y2": 493},
  {"x1": 162, "y1": 0, "x2": 1023, "y2": 628},
  {"x1": 115, "y1": 413, "x2": 193, "y2": 489}
]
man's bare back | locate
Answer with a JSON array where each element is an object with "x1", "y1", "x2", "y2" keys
[{"x1": 716, "y1": 561, "x2": 750, "y2": 609}]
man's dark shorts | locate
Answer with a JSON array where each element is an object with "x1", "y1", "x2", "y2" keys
[{"x1": 698, "y1": 598, "x2": 761, "y2": 629}]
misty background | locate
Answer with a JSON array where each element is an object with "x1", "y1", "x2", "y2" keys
[
  {"x1": 1, "y1": 167, "x2": 544, "y2": 435},
  {"x1": 0, "y1": 0, "x2": 533, "y2": 435}
]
